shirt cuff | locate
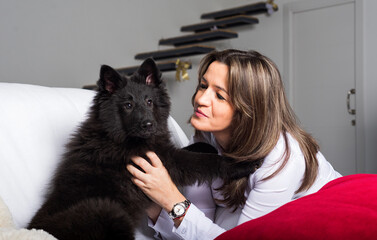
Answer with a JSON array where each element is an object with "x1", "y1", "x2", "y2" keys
[{"x1": 148, "y1": 210, "x2": 178, "y2": 240}]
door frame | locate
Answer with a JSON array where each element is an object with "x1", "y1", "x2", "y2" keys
[{"x1": 283, "y1": 0, "x2": 365, "y2": 172}]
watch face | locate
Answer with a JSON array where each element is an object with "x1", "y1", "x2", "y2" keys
[{"x1": 173, "y1": 203, "x2": 185, "y2": 216}]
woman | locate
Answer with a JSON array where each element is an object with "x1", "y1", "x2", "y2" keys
[{"x1": 127, "y1": 49, "x2": 341, "y2": 240}]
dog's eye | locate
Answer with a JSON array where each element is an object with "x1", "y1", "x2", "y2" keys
[
  {"x1": 146, "y1": 99, "x2": 153, "y2": 107},
  {"x1": 124, "y1": 102, "x2": 133, "y2": 109}
]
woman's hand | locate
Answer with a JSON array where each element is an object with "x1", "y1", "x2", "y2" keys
[{"x1": 127, "y1": 152, "x2": 186, "y2": 214}]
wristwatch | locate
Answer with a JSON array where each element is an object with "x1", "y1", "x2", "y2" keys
[{"x1": 168, "y1": 199, "x2": 191, "y2": 220}]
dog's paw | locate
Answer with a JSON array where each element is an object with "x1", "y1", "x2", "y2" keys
[
  {"x1": 183, "y1": 142, "x2": 218, "y2": 154},
  {"x1": 226, "y1": 158, "x2": 263, "y2": 180}
]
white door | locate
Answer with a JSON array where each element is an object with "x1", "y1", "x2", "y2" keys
[{"x1": 283, "y1": 0, "x2": 364, "y2": 175}]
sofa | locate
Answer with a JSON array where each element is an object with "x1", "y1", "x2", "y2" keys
[{"x1": 1, "y1": 82, "x2": 377, "y2": 240}]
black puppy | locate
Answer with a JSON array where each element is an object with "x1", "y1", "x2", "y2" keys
[{"x1": 28, "y1": 59, "x2": 255, "y2": 240}]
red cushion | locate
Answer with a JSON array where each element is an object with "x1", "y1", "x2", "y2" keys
[{"x1": 215, "y1": 174, "x2": 377, "y2": 240}]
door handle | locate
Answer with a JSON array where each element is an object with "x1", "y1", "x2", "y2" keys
[{"x1": 347, "y1": 88, "x2": 356, "y2": 115}]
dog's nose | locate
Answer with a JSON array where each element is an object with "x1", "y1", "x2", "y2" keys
[{"x1": 141, "y1": 121, "x2": 153, "y2": 130}]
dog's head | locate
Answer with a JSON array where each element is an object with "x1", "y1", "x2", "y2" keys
[{"x1": 94, "y1": 58, "x2": 171, "y2": 141}]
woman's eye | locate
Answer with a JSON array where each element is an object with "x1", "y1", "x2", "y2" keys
[
  {"x1": 199, "y1": 83, "x2": 207, "y2": 89},
  {"x1": 216, "y1": 93, "x2": 226, "y2": 100},
  {"x1": 125, "y1": 102, "x2": 133, "y2": 109}
]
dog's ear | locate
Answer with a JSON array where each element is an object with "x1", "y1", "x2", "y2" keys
[
  {"x1": 97, "y1": 65, "x2": 124, "y2": 93},
  {"x1": 137, "y1": 58, "x2": 162, "y2": 86}
]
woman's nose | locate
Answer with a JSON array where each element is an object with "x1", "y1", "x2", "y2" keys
[{"x1": 196, "y1": 89, "x2": 212, "y2": 106}]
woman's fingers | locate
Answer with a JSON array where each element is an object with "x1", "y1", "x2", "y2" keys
[
  {"x1": 127, "y1": 164, "x2": 147, "y2": 181},
  {"x1": 127, "y1": 153, "x2": 163, "y2": 188},
  {"x1": 130, "y1": 155, "x2": 153, "y2": 173},
  {"x1": 131, "y1": 176, "x2": 147, "y2": 188},
  {"x1": 129, "y1": 152, "x2": 163, "y2": 173},
  {"x1": 146, "y1": 151, "x2": 163, "y2": 168}
]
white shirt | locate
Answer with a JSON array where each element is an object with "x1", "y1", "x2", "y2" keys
[{"x1": 148, "y1": 132, "x2": 342, "y2": 240}]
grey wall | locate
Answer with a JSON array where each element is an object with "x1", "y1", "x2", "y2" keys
[
  {"x1": 1, "y1": 0, "x2": 376, "y2": 173},
  {"x1": 364, "y1": 0, "x2": 377, "y2": 173}
]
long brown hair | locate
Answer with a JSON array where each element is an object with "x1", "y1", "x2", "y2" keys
[{"x1": 192, "y1": 49, "x2": 319, "y2": 209}]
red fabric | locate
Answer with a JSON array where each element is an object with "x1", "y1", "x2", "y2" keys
[{"x1": 216, "y1": 174, "x2": 377, "y2": 240}]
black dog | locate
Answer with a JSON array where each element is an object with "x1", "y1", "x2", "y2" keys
[{"x1": 28, "y1": 59, "x2": 255, "y2": 240}]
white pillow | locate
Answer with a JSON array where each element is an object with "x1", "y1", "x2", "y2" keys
[{"x1": 0, "y1": 82, "x2": 188, "y2": 229}]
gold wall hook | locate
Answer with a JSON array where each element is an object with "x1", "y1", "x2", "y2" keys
[{"x1": 175, "y1": 59, "x2": 191, "y2": 81}]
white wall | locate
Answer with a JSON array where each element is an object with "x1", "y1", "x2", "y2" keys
[{"x1": 1, "y1": 0, "x2": 376, "y2": 173}]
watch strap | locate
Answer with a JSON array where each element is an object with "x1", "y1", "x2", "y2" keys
[{"x1": 168, "y1": 199, "x2": 191, "y2": 220}]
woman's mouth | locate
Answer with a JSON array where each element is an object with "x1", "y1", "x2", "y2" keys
[{"x1": 194, "y1": 108, "x2": 208, "y2": 118}]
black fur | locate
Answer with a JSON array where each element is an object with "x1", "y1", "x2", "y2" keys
[{"x1": 28, "y1": 59, "x2": 256, "y2": 239}]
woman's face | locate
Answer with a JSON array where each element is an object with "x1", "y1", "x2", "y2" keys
[{"x1": 190, "y1": 61, "x2": 235, "y2": 143}]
